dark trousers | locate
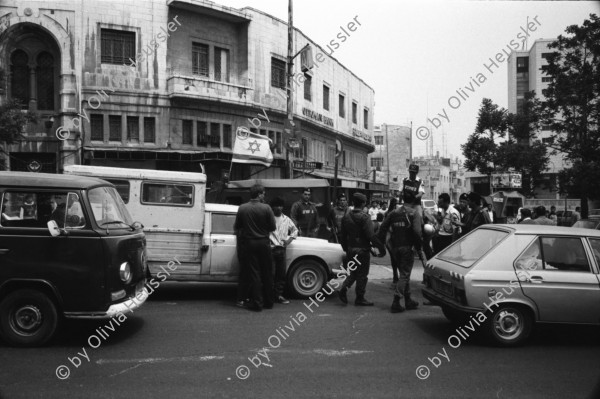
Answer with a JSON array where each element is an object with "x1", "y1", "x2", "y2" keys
[
  {"x1": 239, "y1": 237, "x2": 274, "y2": 308},
  {"x1": 392, "y1": 246, "x2": 415, "y2": 299},
  {"x1": 387, "y1": 242, "x2": 399, "y2": 281},
  {"x1": 272, "y1": 246, "x2": 286, "y2": 297},
  {"x1": 432, "y1": 234, "x2": 453, "y2": 255},
  {"x1": 342, "y1": 248, "x2": 370, "y2": 298},
  {"x1": 423, "y1": 235, "x2": 434, "y2": 260}
]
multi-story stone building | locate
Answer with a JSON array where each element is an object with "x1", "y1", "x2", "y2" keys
[
  {"x1": 412, "y1": 154, "x2": 467, "y2": 203},
  {"x1": 507, "y1": 38, "x2": 565, "y2": 199},
  {"x1": 0, "y1": 0, "x2": 374, "y2": 188},
  {"x1": 369, "y1": 123, "x2": 411, "y2": 197}
]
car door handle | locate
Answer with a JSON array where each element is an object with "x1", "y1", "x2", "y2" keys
[
  {"x1": 0, "y1": 249, "x2": 9, "y2": 255},
  {"x1": 527, "y1": 276, "x2": 544, "y2": 284},
  {"x1": 213, "y1": 239, "x2": 225, "y2": 243}
]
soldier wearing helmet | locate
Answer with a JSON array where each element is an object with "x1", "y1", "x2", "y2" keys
[{"x1": 377, "y1": 191, "x2": 424, "y2": 313}]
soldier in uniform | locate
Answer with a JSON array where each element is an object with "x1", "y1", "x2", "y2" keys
[
  {"x1": 378, "y1": 191, "x2": 424, "y2": 313},
  {"x1": 338, "y1": 193, "x2": 386, "y2": 306},
  {"x1": 290, "y1": 187, "x2": 319, "y2": 237},
  {"x1": 327, "y1": 193, "x2": 349, "y2": 243},
  {"x1": 402, "y1": 164, "x2": 425, "y2": 214}
]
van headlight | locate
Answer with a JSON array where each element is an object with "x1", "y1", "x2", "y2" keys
[{"x1": 119, "y1": 262, "x2": 132, "y2": 284}]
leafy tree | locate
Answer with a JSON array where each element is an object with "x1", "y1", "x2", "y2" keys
[
  {"x1": 541, "y1": 13, "x2": 600, "y2": 217},
  {"x1": 462, "y1": 95, "x2": 549, "y2": 197},
  {"x1": 0, "y1": 99, "x2": 38, "y2": 145}
]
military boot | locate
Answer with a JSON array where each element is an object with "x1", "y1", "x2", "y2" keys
[
  {"x1": 405, "y1": 294, "x2": 419, "y2": 310},
  {"x1": 391, "y1": 296, "x2": 405, "y2": 313},
  {"x1": 355, "y1": 296, "x2": 374, "y2": 306},
  {"x1": 338, "y1": 286, "x2": 348, "y2": 304}
]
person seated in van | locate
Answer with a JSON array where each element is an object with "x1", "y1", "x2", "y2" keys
[
  {"x1": 49, "y1": 196, "x2": 67, "y2": 228},
  {"x1": 66, "y1": 194, "x2": 85, "y2": 227},
  {"x1": 21, "y1": 195, "x2": 37, "y2": 220}
]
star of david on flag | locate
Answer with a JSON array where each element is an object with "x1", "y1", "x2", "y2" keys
[{"x1": 232, "y1": 126, "x2": 274, "y2": 167}]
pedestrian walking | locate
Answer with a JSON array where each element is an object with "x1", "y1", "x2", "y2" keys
[
  {"x1": 463, "y1": 192, "x2": 491, "y2": 234},
  {"x1": 290, "y1": 188, "x2": 319, "y2": 237},
  {"x1": 384, "y1": 197, "x2": 399, "y2": 287},
  {"x1": 269, "y1": 196, "x2": 298, "y2": 304},
  {"x1": 377, "y1": 191, "x2": 424, "y2": 313},
  {"x1": 234, "y1": 184, "x2": 276, "y2": 311},
  {"x1": 338, "y1": 193, "x2": 386, "y2": 306}
]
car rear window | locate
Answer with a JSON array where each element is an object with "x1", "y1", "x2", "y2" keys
[
  {"x1": 573, "y1": 220, "x2": 600, "y2": 229},
  {"x1": 437, "y1": 228, "x2": 509, "y2": 268}
]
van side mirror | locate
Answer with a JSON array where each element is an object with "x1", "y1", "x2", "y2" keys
[
  {"x1": 132, "y1": 221, "x2": 144, "y2": 230},
  {"x1": 47, "y1": 220, "x2": 67, "y2": 237}
]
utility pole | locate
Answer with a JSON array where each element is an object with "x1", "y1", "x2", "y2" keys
[
  {"x1": 285, "y1": 0, "x2": 295, "y2": 179},
  {"x1": 385, "y1": 124, "x2": 390, "y2": 194}
]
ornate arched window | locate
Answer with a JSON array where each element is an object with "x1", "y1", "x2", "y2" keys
[
  {"x1": 36, "y1": 52, "x2": 54, "y2": 110},
  {"x1": 10, "y1": 50, "x2": 29, "y2": 108}
]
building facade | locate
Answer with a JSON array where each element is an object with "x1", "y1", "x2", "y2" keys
[
  {"x1": 507, "y1": 38, "x2": 566, "y2": 199},
  {"x1": 0, "y1": 0, "x2": 375, "y2": 188},
  {"x1": 412, "y1": 154, "x2": 467, "y2": 203},
  {"x1": 369, "y1": 123, "x2": 411, "y2": 197}
]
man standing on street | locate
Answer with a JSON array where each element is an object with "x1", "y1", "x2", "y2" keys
[
  {"x1": 378, "y1": 191, "x2": 423, "y2": 313},
  {"x1": 327, "y1": 193, "x2": 348, "y2": 243},
  {"x1": 291, "y1": 188, "x2": 319, "y2": 237},
  {"x1": 531, "y1": 205, "x2": 555, "y2": 225},
  {"x1": 269, "y1": 196, "x2": 298, "y2": 304},
  {"x1": 338, "y1": 193, "x2": 386, "y2": 306},
  {"x1": 433, "y1": 193, "x2": 461, "y2": 254},
  {"x1": 234, "y1": 184, "x2": 276, "y2": 311},
  {"x1": 463, "y1": 192, "x2": 491, "y2": 234}
]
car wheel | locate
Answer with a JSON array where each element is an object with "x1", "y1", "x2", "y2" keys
[
  {"x1": 287, "y1": 260, "x2": 326, "y2": 298},
  {"x1": 441, "y1": 306, "x2": 469, "y2": 325},
  {"x1": 0, "y1": 289, "x2": 59, "y2": 347},
  {"x1": 485, "y1": 305, "x2": 532, "y2": 347}
]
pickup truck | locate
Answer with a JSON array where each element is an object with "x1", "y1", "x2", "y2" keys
[{"x1": 64, "y1": 165, "x2": 344, "y2": 297}]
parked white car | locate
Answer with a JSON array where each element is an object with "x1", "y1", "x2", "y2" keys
[{"x1": 201, "y1": 203, "x2": 343, "y2": 297}]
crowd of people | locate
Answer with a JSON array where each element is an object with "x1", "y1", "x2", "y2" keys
[{"x1": 233, "y1": 163, "x2": 581, "y2": 314}]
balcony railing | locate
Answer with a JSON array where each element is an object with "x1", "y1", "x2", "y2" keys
[{"x1": 166, "y1": 67, "x2": 252, "y2": 105}]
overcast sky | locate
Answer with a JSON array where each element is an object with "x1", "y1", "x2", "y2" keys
[{"x1": 213, "y1": 0, "x2": 599, "y2": 160}]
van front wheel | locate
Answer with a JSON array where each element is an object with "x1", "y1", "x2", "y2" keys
[
  {"x1": 287, "y1": 260, "x2": 326, "y2": 298},
  {"x1": 0, "y1": 289, "x2": 59, "y2": 347}
]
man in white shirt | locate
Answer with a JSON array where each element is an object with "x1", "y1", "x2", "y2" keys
[
  {"x1": 368, "y1": 201, "x2": 380, "y2": 221},
  {"x1": 269, "y1": 196, "x2": 298, "y2": 304}
]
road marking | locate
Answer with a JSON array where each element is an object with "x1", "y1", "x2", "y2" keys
[{"x1": 97, "y1": 355, "x2": 224, "y2": 365}]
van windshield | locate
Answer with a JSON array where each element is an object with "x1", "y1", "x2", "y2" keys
[{"x1": 87, "y1": 186, "x2": 133, "y2": 228}]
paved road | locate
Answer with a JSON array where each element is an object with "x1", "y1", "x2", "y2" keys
[{"x1": 1, "y1": 257, "x2": 599, "y2": 399}]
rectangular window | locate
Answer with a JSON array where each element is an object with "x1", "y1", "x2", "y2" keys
[
  {"x1": 542, "y1": 77, "x2": 552, "y2": 82},
  {"x1": 371, "y1": 157, "x2": 384, "y2": 168},
  {"x1": 342, "y1": 150, "x2": 347, "y2": 167},
  {"x1": 192, "y1": 43, "x2": 209, "y2": 77},
  {"x1": 210, "y1": 123, "x2": 220, "y2": 147},
  {"x1": 352, "y1": 102, "x2": 358, "y2": 124},
  {"x1": 109, "y1": 115, "x2": 121, "y2": 141},
  {"x1": 90, "y1": 114, "x2": 104, "y2": 141},
  {"x1": 517, "y1": 56, "x2": 529, "y2": 73},
  {"x1": 223, "y1": 124, "x2": 232, "y2": 148},
  {"x1": 276, "y1": 131, "x2": 282, "y2": 154},
  {"x1": 105, "y1": 179, "x2": 130, "y2": 204},
  {"x1": 374, "y1": 136, "x2": 384, "y2": 145},
  {"x1": 323, "y1": 85, "x2": 330, "y2": 111},
  {"x1": 363, "y1": 108, "x2": 369, "y2": 129},
  {"x1": 214, "y1": 47, "x2": 230, "y2": 82},
  {"x1": 271, "y1": 58, "x2": 286, "y2": 90},
  {"x1": 541, "y1": 52, "x2": 552, "y2": 60},
  {"x1": 197, "y1": 122, "x2": 208, "y2": 146},
  {"x1": 101, "y1": 29, "x2": 135, "y2": 65},
  {"x1": 0, "y1": 191, "x2": 85, "y2": 229},
  {"x1": 304, "y1": 75, "x2": 312, "y2": 101},
  {"x1": 141, "y1": 183, "x2": 194, "y2": 206},
  {"x1": 182, "y1": 120, "x2": 193, "y2": 145},
  {"x1": 127, "y1": 116, "x2": 139, "y2": 142},
  {"x1": 144, "y1": 117, "x2": 155, "y2": 143},
  {"x1": 339, "y1": 94, "x2": 345, "y2": 118},
  {"x1": 211, "y1": 213, "x2": 237, "y2": 234}
]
